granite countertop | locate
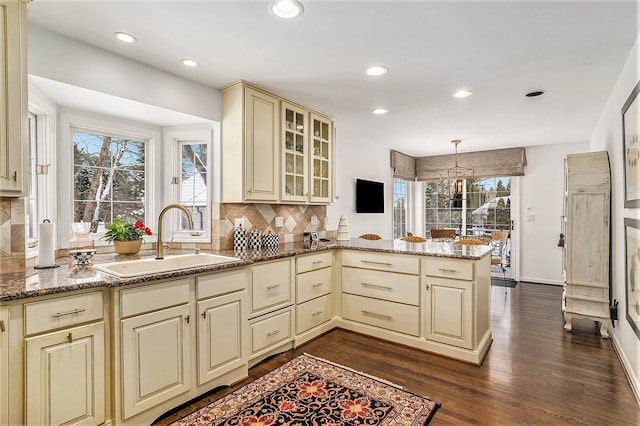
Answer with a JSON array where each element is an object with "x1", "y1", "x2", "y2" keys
[{"x1": 0, "y1": 238, "x2": 492, "y2": 302}]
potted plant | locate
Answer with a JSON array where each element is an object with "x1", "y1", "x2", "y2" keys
[{"x1": 103, "y1": 219, "x2": 152, "y2": 254}]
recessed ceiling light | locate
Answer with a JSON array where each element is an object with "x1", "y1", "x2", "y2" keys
[
  {"x1": 371, "y1": 108, "x2": 388, "y2": 115},
  {"x1": 453, "y1": 90, "x2": 472, "y2": 98},
  {"x1": 270, "y1": 0, "x2": 304, "y2": 19},
  {"x1": 366, "y1": 66, "x2": 388, "y2": 76},
  {"x1": 525, "y1": 90, "x2": 546, "y2": 97},
  {"x1": 114, "y1": 32, "x2": 137, "y2": 43},
  {"x1": 181, "y1": 59, "x2": 199, "y2": 67}
]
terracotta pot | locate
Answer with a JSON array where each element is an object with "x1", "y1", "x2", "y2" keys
[{"x1": 113, "y1": 239, "x2": 142, "y2": 254}]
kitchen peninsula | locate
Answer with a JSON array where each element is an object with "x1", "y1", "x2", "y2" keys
[{"x1": 0, "y1": 239, "x2": 492, "y2": 425}]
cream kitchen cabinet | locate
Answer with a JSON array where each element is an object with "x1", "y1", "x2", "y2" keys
[
  {"x1": 196, "y1": 269, "x2": 248, "y2": 386},
  {"x1": 0, "y1": 307, "x2": 8, "y2": 426},
  {"x1": 24, "y1": 292, "x2": 106, "y2": 426},
  {"x1": 248, "y1": 258, "x2": 294, "y2": 364},
  {"x1": 295, "y1": 251, "x2": 334, "y2": 342},
  {"x1": 281, "y1": 102, "x2": 309, "y2": 202},
  {"x1": 0, "y1": 0, "x2": 28, "y2": 196},
  {"x1": 424, "y1": 257, "x2": 491, "y2": 352},
  {"x1": 117, "y1": 279, "x2": 192, "y2": 421},
  {"x1": 221, "y1": 82, "x2": 280, "y2": 203},
  {"x1": 309, "y1": 113, "x2": 333, "y2": 203},
  {"x1": 221, "y1": 81, "x2": 335, "y2": 205},
  {"x1": 562, "y1": 151, "x2": 611, "y2": 337}
]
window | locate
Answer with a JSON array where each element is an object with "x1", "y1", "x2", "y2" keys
[
  {"x1": 178, "y1": 141, "x2": 208, "y2": 233},
  {"x1": 26, "y1": 112, "x2": 38, "y2": 250},
  {"x1": 72, "y1": 128, "x2": 148, "y2": 233},
  {"x1": 424, "y1": 177, "x2": 511, "y2": 235},
  {"x1": 393, "y1": 178, "x2": 407, "y2": 238}
]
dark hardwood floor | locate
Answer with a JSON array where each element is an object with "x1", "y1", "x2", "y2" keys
[{"x1": 154, "y1": 282, "x2": 640, "y2": 425}]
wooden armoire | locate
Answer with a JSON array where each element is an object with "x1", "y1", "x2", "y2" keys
[{"x1": 562, "y1": 151, "x2": 611, "y2": 337}]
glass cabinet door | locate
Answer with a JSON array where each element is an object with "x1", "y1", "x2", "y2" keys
[
  {"x1": 281, "y1": 103, "x2": 308, "y2": 201},
  {"x1": 310, "y1": 113, "x2": 332, "y2": 203}
]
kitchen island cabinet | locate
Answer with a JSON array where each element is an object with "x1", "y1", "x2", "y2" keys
[{"x1": 0, "y1": 307, "x2": 8, "y2": 425}]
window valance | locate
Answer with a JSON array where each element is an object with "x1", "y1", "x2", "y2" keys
[
  {"x1": 390, "y1": 150, "x2": 416, "y2": 180},
  {"x1": 416, "y1": 147, "x2": 527, "y2": 181}
]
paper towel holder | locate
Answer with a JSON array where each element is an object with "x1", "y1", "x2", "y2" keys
[{"x1": 35, "y1": 219, "x2": 61, "y2": 269}]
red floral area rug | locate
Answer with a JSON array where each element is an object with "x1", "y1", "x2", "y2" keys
[{"x1": 170, "y1": 353, "x2": 440, "y2": 425}]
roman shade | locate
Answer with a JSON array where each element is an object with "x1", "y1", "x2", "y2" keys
[
  {"x1": 415, "y1": 147, "x2": 527, "y2": 181},
  {"x1": 390, "y1": 150, "x2": 416, "y2": 180}
]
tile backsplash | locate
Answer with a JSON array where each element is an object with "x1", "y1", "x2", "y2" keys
[
  {"x1": 0, "y1": 196, "x2": 26, "y2": 272},
  {"x1": 207, "y1": 203, "x2": 327, "y2": 250}
]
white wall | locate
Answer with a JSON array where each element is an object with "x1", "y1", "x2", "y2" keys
[
  {"x1": 590, "y1": 33, "x2": 640, "y2": 402},
  {"x1": 327, "y1": 137, "x2": 393, "y2": 239},
  {"x1": 28, "y1": 25, "x2": 222, "y2": 121},
  {"x1": 518, "y1": 142, "x2": 589, "y2": 285}
]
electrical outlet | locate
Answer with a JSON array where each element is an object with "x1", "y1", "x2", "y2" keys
[
  {"x1": 234, "y1": 218, "x2": 244, "y2": 228},
  {"x1": 275, "y1": 216, "x2": 283, "y2": 227},
  {"x1": 311, "y1": 215, "x2": 318, "y2": 226}
]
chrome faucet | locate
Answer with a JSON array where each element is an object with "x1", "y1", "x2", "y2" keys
[{"x1": 156, "y1": 204, "x2": 194, "y2": 259}]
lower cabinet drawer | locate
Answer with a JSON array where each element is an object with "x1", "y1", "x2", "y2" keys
[
  {"x1": 565, "y1": 297, "x2": 608, "y2": 317},
  {"x1": 297, "y1": 267, "x2": 333, "y2": 303},
  {"x1": 250, "y1": 309, "x2": 292, "y2": 355},
  {"x1": 24, "y1": 291, "x2": 104, "y2": 335},
  {"x1": 296, "y1": 294, "x2": 333, "y2": 334},
  {"x1": 341, "y1": 293, "x2": 419, "y2": 336},
  {"x1": 425, "y1": 258, "x2": 474, "y2": 281},
  {"x1": 342, "y1": 267, "x2": 419, "y2": 306}
]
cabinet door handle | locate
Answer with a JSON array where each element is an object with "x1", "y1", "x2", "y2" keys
[
  {"x1": 185, "y1": 315, "x2": 190, "y2": 324},
  {"x1": 51, "y1": 308, "x2": 86, "y2": 318},
  {"x1": 361, "y1": 310, "x2": 392, "y2": 321},
  {"x1": 438, "y1": 268, "x2": 457, "y2": 273},
  {"x1": 0, "y1": 320, "x2": 5, "y2": 332},
  {"x1": 426, "y1": 284, "x2": 430, "y2": 290},
  {"x1": 201, "y1": 311, "x2": 207, "y2": 319},
  {"x1": 361, "y1": 260, "x2": 392, "y2": 267},
  {"x1": 267, "y1": 284, "x2": 281, "y2": 290},
  {"x1": 312, "y1": 282, "x2": 324, "y2": 288},
  {"x1": 67, "y1": 333, "x2": 73, "y2": 343},
  {"x1": 13, "y1": 171, "x2": 17, "y2": 182},
  {"x1": 361, "y1": 282, "x2": 392, "y2": 291},
  {"x1": 267, "y1": 329, "x2": 281, "y2": 337}
]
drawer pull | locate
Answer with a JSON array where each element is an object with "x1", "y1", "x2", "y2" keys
[
  {"x1": 438, "y1": 268, "x2": 457, "y2": 273},
  {"x1": 267, "y1": 329, "x2": 281, "y2": 337},
  {"x1": 361, "y1": 282, "x2": 392, "y2": 291},
  {"x1": 312, "y1": 282, "x2": 324, "y2": 288},
  {"x1": 0, "y1": 320, "x2": 5, "y2": 332},
  {"x1": 312, "y1": 310, "x2": 324, "y2": 317},
  {"x1": 267, "y1": 284, "x2": 281, "y2": 290},
  {"x1": 361, "y1": 260, "x2": 392, "y2": 267},
  {"x1": 51, "y1": 308, "x2": 86, "y2": 318},
  {"x1": 361, "y1": 310, "x2": 392, "y2": 321},
  {"x1": 312, "y1": 260, "x2": 324, "y2": 265}
]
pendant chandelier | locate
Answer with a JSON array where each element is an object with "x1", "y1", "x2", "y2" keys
[{"x1": 440, "y1": 139, "x2": 474, "y2": 206}]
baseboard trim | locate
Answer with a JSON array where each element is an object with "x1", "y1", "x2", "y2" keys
[
  {"x1": 611, "y1": 332, "x2": 640, "y2": 407},
  {"x1": 518, "y1": 276, "x2": 563, "y2": 286}
]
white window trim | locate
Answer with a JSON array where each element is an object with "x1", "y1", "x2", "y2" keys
[
  {"x1": 26, "y1": 86, "x2": 57, "y2": 259},
  {"x1": 59, "y1": 111, "x2": 160, "y2": 248},
  {"x1": 162, "y1": 125, "x2": 216, "y2": 244}
]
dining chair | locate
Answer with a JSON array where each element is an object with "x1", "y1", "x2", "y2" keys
[
  {"x1": 457, "y1": 235, "x2": 491, "y2": 245},
  {"x1": 429, "y1": 229, "x2": 456, "y2": 239},
  {"x1": 401, "y1": 235, "x2": 427, "y2": 243},
  {"x1": 490, "y1": 230, "x2": 510, "y2": 293},
  {"x1": 358, "y1": 233, "x2": 382, "y2": 240}
]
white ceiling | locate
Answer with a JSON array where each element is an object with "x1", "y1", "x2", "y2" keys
[{"x1": 27, "y1": 0, "x2": 639, "y2": 156}]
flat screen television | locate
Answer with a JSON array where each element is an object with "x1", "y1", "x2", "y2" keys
[{"x1": 356, "y1": 179, "x2": 384, "y2": 213}]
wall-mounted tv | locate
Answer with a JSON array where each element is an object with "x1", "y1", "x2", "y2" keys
[{"x1": 356, "y1": 179, "x2": 384, "y2": 213}]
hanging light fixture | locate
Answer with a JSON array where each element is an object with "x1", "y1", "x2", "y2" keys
[{"x1": 440, "y1": 139, "x2": 474, "y2": 207}]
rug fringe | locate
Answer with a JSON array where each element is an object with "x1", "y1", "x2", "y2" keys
[{"x1": 302, "y1": 353, "x2": 407, "y2": 390}]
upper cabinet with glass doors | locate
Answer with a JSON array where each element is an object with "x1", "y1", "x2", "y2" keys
[
  {"x1": 310, "y1": 113, "x2": 332, "y2": 203},
  {"x1": 221, "y1": 81, "x2": 335, "y2": 205},
  {"x1": 281, "y1": 103, "x2": 308, "y2": 202},
  {"x1": 0, "y1": 0, "x2": 28, "y2": 197}
]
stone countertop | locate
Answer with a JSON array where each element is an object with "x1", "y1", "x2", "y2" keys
[{"x1": 0, "y1": 238, "x2": 492, "y2": 302}]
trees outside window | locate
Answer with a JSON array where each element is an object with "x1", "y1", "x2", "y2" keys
[
  {"x1": 392, "y1": 178, "x2": 407, "y2": 239},
  {"x1": 73, "y1": 130, "x2": 146, "y2": 233}
]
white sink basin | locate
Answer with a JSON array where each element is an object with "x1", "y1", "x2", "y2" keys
[{"x1": 93, "y1": 253, "x2": 242, "y2": 278}]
